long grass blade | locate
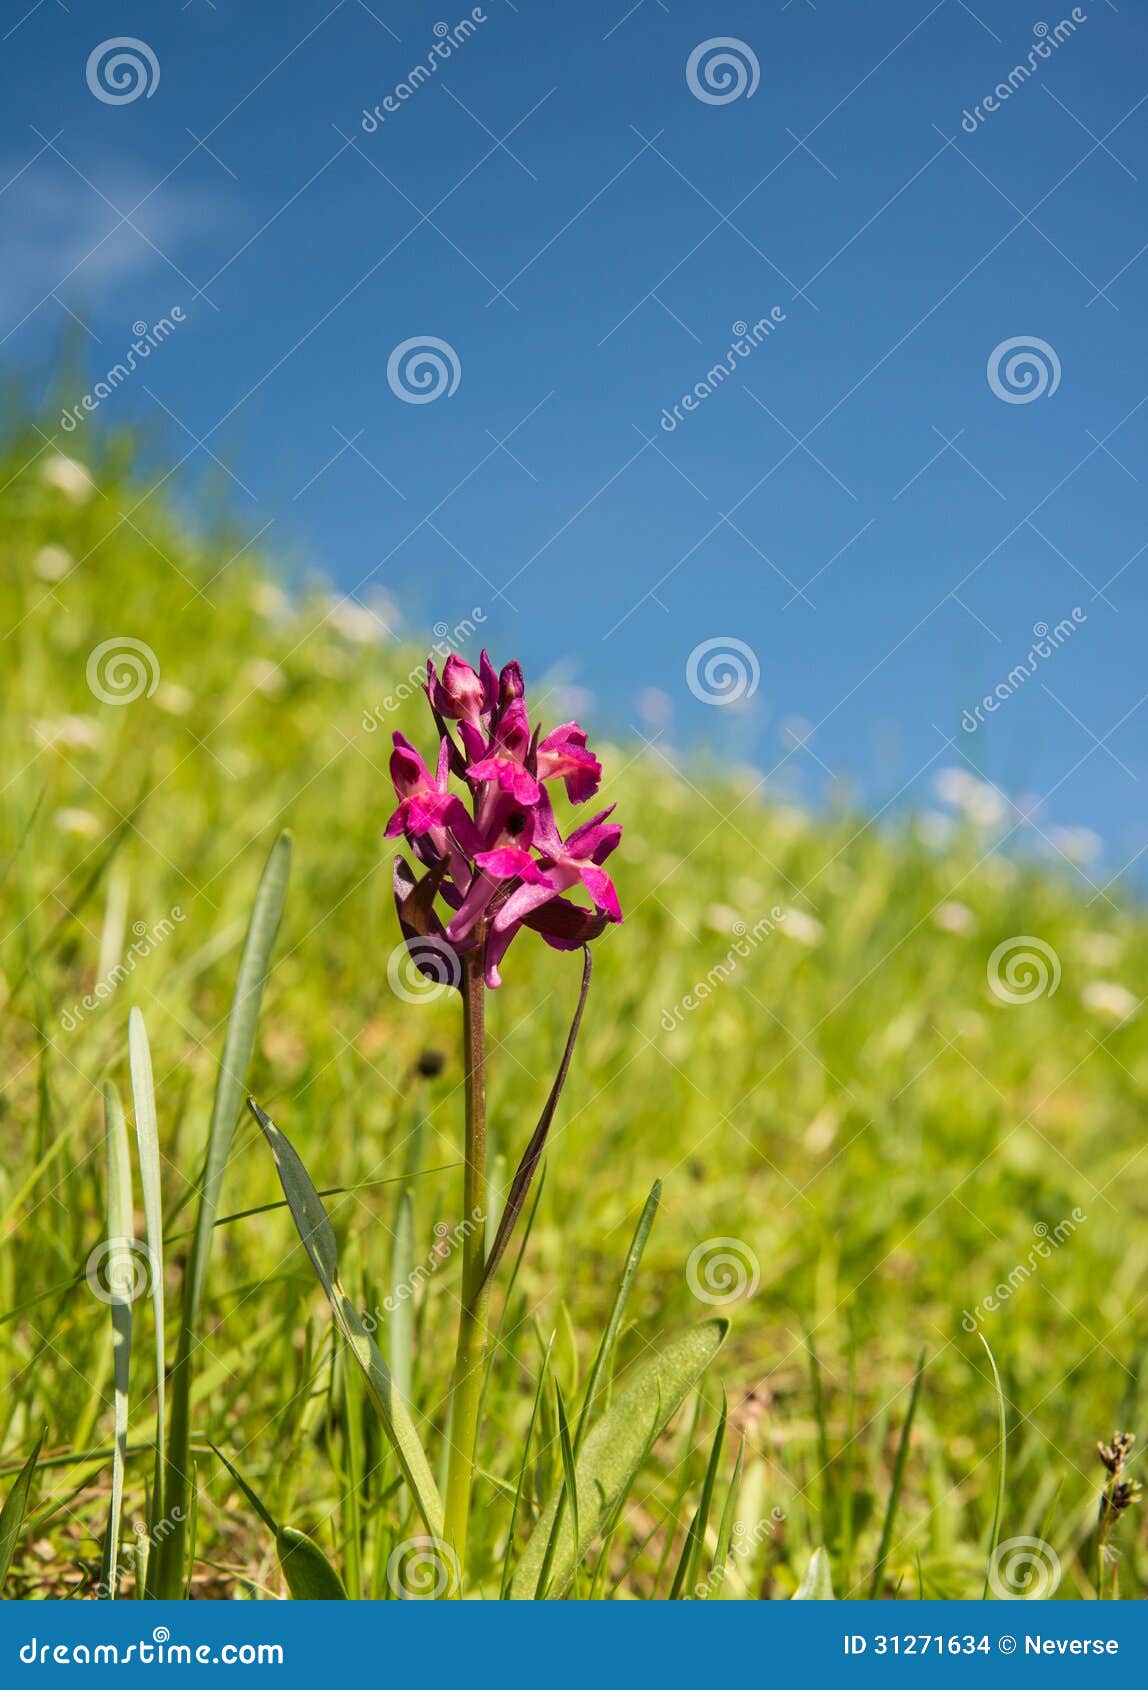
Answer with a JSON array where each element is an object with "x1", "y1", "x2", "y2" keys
[
  {"x1": 479, "y1": 947, "x2": 592, "y2": 1292},
  {"x1": 0, "y1": 1433, "x2": 44, "y2": 1592},
  {"x1": 576, "y1": 1179, "x2": 660, "y2": 1449},
  {"x1": 100, "y1": 1082, "x2": 134, "y2": 1600},
  {"x1": 152, "y1": 830, "x2": 291, "y2": 1595},
  {"x1": 251, "y1": 1098, "x2": 444, "y2": 1537},
  {"x1": 980, "y1": 1333, "x2": 1007, "y2": 1598},
  {"x1": 868, "y1": 1346, "x2": 926, "y2": 1598},
  {"x1": 128, "y1": 1009, "x2": 166, "y2": 1535},
  {"x1": 511, "y1": 1319, "x2": 728, "y2": 1599}
]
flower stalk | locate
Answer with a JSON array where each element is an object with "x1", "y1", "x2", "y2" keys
[
  {"x1": 442, "y1": 947, "x2": 492, "y2": 1570},
  {"x1": 384, "y1": 650, "x2": 623, "y2": 1584}
]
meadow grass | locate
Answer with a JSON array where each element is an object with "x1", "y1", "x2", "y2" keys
[{"x1": 0, "y1": 420, "x2": 1144, "y2": 1599}]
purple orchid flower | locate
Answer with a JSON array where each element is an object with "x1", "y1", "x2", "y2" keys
[{"x1": 388, "y1": 650, "x2": 620, "y2": 988}]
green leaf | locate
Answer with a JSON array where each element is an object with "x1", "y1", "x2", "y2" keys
[
  {"x1": 153, "y1": 830, "x2": 291, "y2": 1597},
  {"x1": 0, "y1": 1433, "x2": 43, "y2": 1592},
  {"x1": 277, "y1": 1527, "x2": 349, "y2": 1600},
  {"x1": 211, "y1": 1445, "x2": 346, "y2": 1599},
  {"x1": 250, "y1": 1098, "x2": 444, "y2": 1539},
  {"x1": 128, "y1": 1009, "x2": 166, "y2": 1534},
  {"x1": 100, "y1": 1081, "x2": 135, "y2": 1601},
  {"x1": 793, "y1": 1545, "x2": 836, "y2": 1599},
  {"x1": 869, "y1": 1347, "x2": 927, "y2": 1598},
  {"x1": 576, "y1": 1180, "x2": 660, "y2": 1449},
  {"x1": 510, "y1": 1319, "x2": 727, "y2": 1600},
  {"x1": 388, "y1": 1191, "x2": 415, "y2": 1405},
  {"x1": 980, "y1": 1333, "x2": 1007, "y2": 1599}
]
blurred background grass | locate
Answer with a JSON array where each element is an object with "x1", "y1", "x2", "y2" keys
[{"x1": 1, "y1": 414, "x2": 1145, "y2": 1598}]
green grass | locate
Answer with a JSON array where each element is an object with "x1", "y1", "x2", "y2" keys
[{"x1": 0, "y1": 418, "x2": 1145, "y2": 1599}]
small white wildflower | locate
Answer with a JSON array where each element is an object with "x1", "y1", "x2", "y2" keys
[
  {"x1": 1049, "y1": 826, "x2": 1102, "y2": 864},
  {"x1": 935, "y1": 767, "x2": 971, "y2": 807},
  {"x1": 704, "y1": 903, "x2": 741, "y2": 935},
  {"x1": 155, "y1": 682, "x2": 194, "y2": 716},
  {"x1": 962, "y1": 779, "x2": 1007, "y2": 828},
  {"x1": 327, "y1": 593, "x2": 396, "y2": 644},
  {"x1": 40, "y1": 455, "x2": 95, "y2": 503},
  {"x1": 242, "y1": 657, "x2": 286, "y2": 697},
  {"x1": 1078, "y1": 932, "x2": 1122, "y2": 968},
  {"x1": 32, "y1": 544, "x2": 73, "y2": 581},
  {"x1": 32, "y1": 715, "x2": 104, "y2": 751},
  {"x1": 1081, "y1": 982, "x2": 1138, "y2": 1022},
  {"x1": 934, "y1": 900, "x2": 976, "y2": 935},
  {"x1": 251, "y1": 581, "x2": 290, "y2": 619},
  {"x1": 55, "y1": 807, "x2": 102, "y2": 838},
  {"x1": 780, "y1": 908, "x2": 822, "y2": 947}
]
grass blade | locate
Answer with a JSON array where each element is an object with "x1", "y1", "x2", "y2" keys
[
  {"x1": 153, "y1": 830, "x2": 291, "y2": 1595},
  {"x1": 388, "y1": 1190, "x2": 415, "y2": 1405},
  {"x1": 868, "y1": 1346, "x2": 926, "y2": 1598},
  {"x1": 980, "y1": 1332, "x2": 1007, "y2": 1598},
  {"x1": 793, "y1": 1545, "x2": 836, "y2": 1598},
  {"x1": 128, "y1": 1008, "x2": 166, "y2": 1535},
  {"x1": 510, "y1": 1319, "x2": 728, "y2": 1600},
  {"x1": 100, "y1": 1082, "x2": 135, "y2": 1600},
  {"x1": 575, "y1": 1179, "x2": 660, "y2": 1449},
  {"x1": 251, "y1": 1098, "x2": 444, "y2": 1538},
  {"x1": 479, "y1": 947, "x2": 592, "y2": 1293},
  {"x1": 0, "y1": 1433, "x2": 44, "y2": 1592}
]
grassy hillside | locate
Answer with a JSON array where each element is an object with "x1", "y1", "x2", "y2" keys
[{"x1": 1, "y1": 421, "x2": 1144, "y2": 1599}]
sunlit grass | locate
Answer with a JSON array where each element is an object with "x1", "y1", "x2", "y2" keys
[{"x1": 0, "y1": 422, "x2": 1145, "y2": 1598}]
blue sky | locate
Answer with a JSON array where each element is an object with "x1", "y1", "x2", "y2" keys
[{"x1": 3, "y1": 0, "x2": 1146, "y2": 881}]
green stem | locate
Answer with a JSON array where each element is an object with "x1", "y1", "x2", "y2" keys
[{"x1": 442, "y1": 951, "x2": 490, "y2": 1582}]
